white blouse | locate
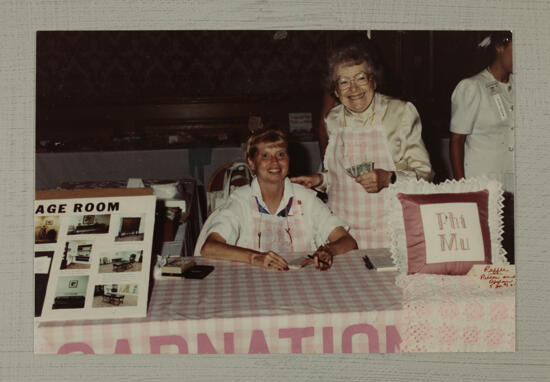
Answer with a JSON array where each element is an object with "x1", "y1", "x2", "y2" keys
[
  {"x1": 450, "y1": 69, "x2": 515, "y2": 192},
  {"x1": 321, "y1": 93, "x2": 434, "y2": 188},
  {"x1": 205, "y1": 177, "x2": 348, "y2": 250}
]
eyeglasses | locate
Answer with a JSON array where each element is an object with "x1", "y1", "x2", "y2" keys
[{"x1": 335, "y1": 72, "x2": 373, "y2": 91}]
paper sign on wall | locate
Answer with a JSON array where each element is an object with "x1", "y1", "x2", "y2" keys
[
  {"x1": 288, "y1": 112, "x2": 313, "y2": 133},
  {"x1": 34, "y1": 194, "x2": 156, "y2": 321}
]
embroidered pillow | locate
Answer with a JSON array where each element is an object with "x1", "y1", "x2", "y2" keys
[{"x1": 386, "y1": 178, "x2": 508, "y2": 275}]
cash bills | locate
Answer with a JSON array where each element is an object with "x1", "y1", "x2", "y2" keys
[{"x1": 345, "y1": 161, "x2": 374, "y2": 177}]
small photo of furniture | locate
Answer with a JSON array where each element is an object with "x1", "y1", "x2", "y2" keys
[
  {"x1": 115, "y1": 215, "x2": 145, "y2": 242},
  {"x1": 102, "y1": 293, "x2": 124, "y2": 305},
  {"x1": 92, "y1": 284, "x2": 139, "y2": 308},
  {"x1": 60, "y1": 240, "x2": 93, "y2": 270},
  {"x1": 52, "y1": 275, "x2": 88, "y2": 310},
  {"x1": 67, "y1": 214, "x2": 110, "y2": 235},
  {"x1": 34, "y1": 215, "x2": 60, "y2": 244},
  {"x1": 98, "y1": 250, "x2": 143, "y2": 273}
]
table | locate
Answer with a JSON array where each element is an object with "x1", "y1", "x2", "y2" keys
[
  {"x1": 102, "y1": 294, "x2": 125, "y2": 305},
  {"x1": 34, "y1": 250, "x2": 515, "y2": 354},
  {"x1": 35, "y1": 250, "x2": 404, "y2": 354},
  {"x1": 112, "y1": 261, "x2": 133, "y2": 272}
]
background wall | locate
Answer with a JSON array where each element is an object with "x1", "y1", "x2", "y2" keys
[
  {"x1": 36, "y1": 30, "x2": 493, "y2": 182},
  {"x1": 37, "y1": 31, "x2": 329, "y2": 103}
]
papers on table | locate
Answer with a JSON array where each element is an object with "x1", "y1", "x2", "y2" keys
[{"x1": 287, "y1": 256, "x2": 310, "y2": 270}]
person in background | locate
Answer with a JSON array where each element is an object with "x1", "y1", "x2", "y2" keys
[
  {"x1": 291, "y1": 40, "x2": 433, "y2": 249},
  {"x1": 200, "y1": 129, "x2": 357, "y2": 271},
  {"x1": 449, "y1": 31, "x2": 515, "y2": 263}
]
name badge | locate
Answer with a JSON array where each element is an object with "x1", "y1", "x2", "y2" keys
[
  {"x1": 486, "y1": 81, "x2": 507, "y2": 121},
  {"x1": 493, "y1": 94, "x2": 508, "y2": 121}
]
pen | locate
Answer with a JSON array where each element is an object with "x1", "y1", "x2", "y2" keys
[
  {"x1": 362, "y1": 255, "x2": 374, "y2": 270},
  {"x1": 308, "y1": 254, "x2": 330, "y2": 266}
]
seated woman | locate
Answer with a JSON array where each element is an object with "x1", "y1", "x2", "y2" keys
[{"x1": 200, "y1": 129, "x2": 357, "y2": 271}]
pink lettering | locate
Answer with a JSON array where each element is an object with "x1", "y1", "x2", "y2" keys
[
  {"x1": 436, "y1": 212, "x2": 447, "y2": 230},
  {"x1": 195, "y1": 332, "x2": 234, "y2": 354},
  {"x1": 385, "y1": 325, "x2": 402, "y2": 353},
  {"x1": 437, "y1": 212, "x2": 467, "y2": 230},
  {"x1": 224, "y1": 333, "x2": 235, "y2": 354},
  {"x1": 279, "y1": 327, "x2": 314, "y2": 353},
  {"x1": 197, "y1": 333, "x2": 217, "y2": 354},
  {"x1": 114, "y1": 338, "x2": 132, "y2": 354},
  {"x1": 150, "y1": 335, "x2": 188, "y2": 354},
  {"x1": 439, "y1": 233, "x2": 458, "y2": 251},
  {"x1": 248, "y1": 330, "x2": 270, "y2": 354},
  {"x1": 448, "y1": 212, "x2": 459, "y2": 229},
  {"x1": 58, "y1": 342, "x2": 94, "y2": 354},
  {"x1": 342, "y1": 324, "x2": 380, "y2": 353},
  {"x1": 322, "y1": 327, "x2": 334, "y2": 353},
  {"x1": 460, "y1": 238, "x2": 470, "y2": 250}
]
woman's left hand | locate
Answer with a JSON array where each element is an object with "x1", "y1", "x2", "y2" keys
[
  {"x1": 355, "y1": 169, "x2": 392, "y2": 193},
  {"x1": 309, "y1": 245, "x2": 334, "y2": 271}
]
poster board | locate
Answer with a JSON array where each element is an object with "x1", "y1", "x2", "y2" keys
[{"x1": 34, "y1": 188, "x2": 156, "y2": 321}]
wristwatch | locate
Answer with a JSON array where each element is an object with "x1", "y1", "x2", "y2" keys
[{"x1": 390, "y1": 171, "x2": 397, "y2": 184}]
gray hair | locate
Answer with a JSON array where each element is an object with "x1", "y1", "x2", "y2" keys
[{"x1": 325, "y1": 40, "x2": 384, "y2": 95}]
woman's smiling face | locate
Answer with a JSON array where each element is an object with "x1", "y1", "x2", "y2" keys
[
  {"x1": 333, "y1": 61, "x2": 376, "y2": 113},
  {"x1": 247, "y1": 141, "x2": 289, "y2": 185}
]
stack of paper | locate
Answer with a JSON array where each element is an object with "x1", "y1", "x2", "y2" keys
[{"x1": 368, "y1": 255, "x2": 397, "y2": 272}]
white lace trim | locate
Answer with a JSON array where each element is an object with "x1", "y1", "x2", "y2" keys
[{"x1": 385, "y1": 177, "x2": 508, "y2": 276}]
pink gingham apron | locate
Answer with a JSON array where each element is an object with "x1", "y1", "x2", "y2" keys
[
  {"x1": 244, "y1": 196, "x2": 314, "y2": 253},
  {"x1": 325, "y1": 94, "x2": 395, "y2": 249}
]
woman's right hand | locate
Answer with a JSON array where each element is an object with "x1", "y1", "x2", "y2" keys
[
  {"x1": 290, "y1": 173, "x2": 323, "y2": 189},
  {"x1": 252, "y1": 251, "x2": 289, "y2": 271}
]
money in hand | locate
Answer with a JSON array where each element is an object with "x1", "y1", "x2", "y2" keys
[{"x1": 345, "y1": 161, "x2": 374, "y2": 177}]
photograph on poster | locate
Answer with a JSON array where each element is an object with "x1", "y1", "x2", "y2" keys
[
  {"x1": 98, "y1": 249, "x2": 143, "y2": 273},
  {"x1": 66, "y1": 214, "x2": 110, "y2": 235},
  {"x1": 34, "y1": 215, "x2": 60, "y2": 244},
  {"x1": 52, "y1": 275, "x2": 89, "y2": 310},
  {"x1": 60, "y1": 240, "x2": 93, "y2": 270},
  {"x1": 34, "y1": 30, "x2": 515, "y2": 354},
  {"x1": 115, "y1": 215, "x2": 146, "y2": 242},
  {"x1": 92, "y1": 284, "x2": 139, "y2": 308}
]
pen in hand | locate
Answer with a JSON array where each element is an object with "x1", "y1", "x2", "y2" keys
[{"x1": 307, "y1": 254, "x2": 330, "y2": 266}]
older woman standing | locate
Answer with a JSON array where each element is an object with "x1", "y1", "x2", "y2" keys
[
  {"x1": 292, "y1": 41, "x2": 433, "y2": 249},
  {"x1": 200, "y1": 129, "x2": 357, "y2": 271}
]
